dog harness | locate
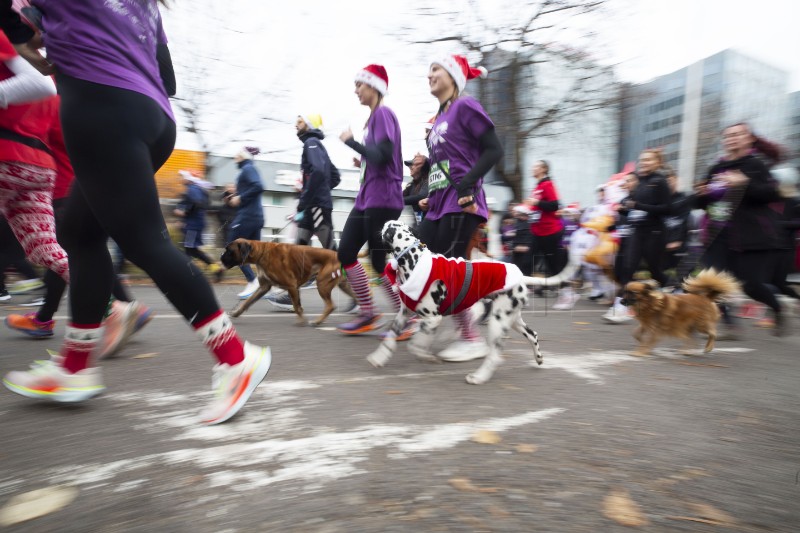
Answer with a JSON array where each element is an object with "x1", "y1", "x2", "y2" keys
[{"x1": 384, "y1": 250, "x2": 523, "y2": 315}]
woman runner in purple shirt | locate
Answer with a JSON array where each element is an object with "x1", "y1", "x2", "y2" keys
[
  {"x1": 419, "y1": 54, "x2": 504, "y2": 362},
  {"x1": 337, "y1": 64, "x2": 405, "y2": 335},
  {"x1": 1, "y1": 1, "x2": 271, "y2": 425}
]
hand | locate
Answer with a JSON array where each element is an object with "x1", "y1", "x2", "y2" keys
[
  {"x1": 524, "y1": 197, "x2": 539, "y2": 207},
  {"x1": 293, "y1": 211, "x2": 304, "y2": 222},
  {"x1": 13, "y1": 37, "x2": 55, "y2": 76},
  {"x1": 513, "y1": 245, "x2": 530, "y2": 253},
  {"x1": 624, "y1": 200, "x2": 636, "y2": 209},
  {"x1": 459, "y1": 195, "x2": 478, "y2": 214},
  {"x1": 666, "y1": 241, "x2": 682, "y2": 250},
  {"x1": 723, "y1": 170, "x2": 749, "y2": 187},
  {"x1": 418, "y1": 198, "x2": 429, "y2": 212},
  {"x1": 228, "y1": 195, "x2": 241, "y2": 207},
  {"x1": 173, "y1": 208, "x2": 185, "y2": 217},
  {"x1": 694, "y1": 183, "x2": 708, "y2": 195},
  {"x1": 352, "y1": 157, "x2": 361, "y2": 169},
  {"x1": 339, "y1": 127, "x2": 354, "y2": 143}
]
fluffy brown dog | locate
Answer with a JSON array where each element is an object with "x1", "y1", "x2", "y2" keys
[
  {"x1": 622, "y1": 269, "x2": 741, "y2": 356},
  {"x1": 221, "y1": 239, "x2": 356, "y2": 326}
]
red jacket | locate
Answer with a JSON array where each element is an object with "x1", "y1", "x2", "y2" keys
[
  {"x1": 384, "y1": 252, "x2": 523, "y2": 315},
  {"x1": 529, "y1": 177, "x2": 563, "y2": 237}
]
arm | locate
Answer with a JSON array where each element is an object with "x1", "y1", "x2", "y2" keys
[
  {"x1": 0, "y1": 55, "x2": 56, "y2": 108},
  {"x1": 344, "y1": 138, "x2": 393, "y2": 166},
  {"x1": 404, "y1": 179, "x2": 429, "y2": 207},
  {"x1": 454, "y1": 127, "x2": 503, "y2": 198},
  {"x1": 156, "y1": 44, "x2": 177, "y2": 96},
  {"x1": 237, "y1": 168, "x2": 263, "y2": 205},
  {"x1": 0, "y1": 2, "x2": 35, "y2": 44},
  {"x1": 297, "y1": 141, "x2": 329, "y2": 212}
]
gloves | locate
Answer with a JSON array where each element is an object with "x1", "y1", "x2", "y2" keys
[{"x1": 293, "y1": 211, "x2": 305, "y2": 222}]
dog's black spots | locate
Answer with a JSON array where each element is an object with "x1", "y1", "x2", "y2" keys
[
  {"x1": 394, "y1": 246, "x2": 401, "y2": 253},
  {"x1": 430, "y1": 283, "x2": 447, "y2": 306},
  {"x1": 505, "y1": 309, "x2": 513, "y2": 316},
  {"x1": 417, "y1": 308, "x2": 429, "y2": 316}
]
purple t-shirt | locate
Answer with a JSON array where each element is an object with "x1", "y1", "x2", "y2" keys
[
  {"x1": 34, "y1": 0, "x2": 174, "y2": 121},
  {"x1": 354, "y1": 106, "x2": 404, "y2": 211},
  {"x1": 425, "y1": 96, "x2": 494, "y2": 221}
]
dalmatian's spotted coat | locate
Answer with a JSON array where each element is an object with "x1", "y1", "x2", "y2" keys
[{"x1": 368, "y1": 220, "x2": 574, "y2": 384}]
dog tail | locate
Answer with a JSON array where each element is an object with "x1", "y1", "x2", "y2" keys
[
  {"x1": 522, "y1": 260, "x2": 580, "y2": 289},
  {"x1": 682, "y1": 268, "x2": 741, "y2": 301}
]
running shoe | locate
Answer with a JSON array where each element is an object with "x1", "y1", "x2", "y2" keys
[
  {"x1": 200, "y1": 342, "x2": 272, "y2": 425},
  {"x1": 97, "y1": 301, "x2": 140, "y2": 359},
  {"x1": 0, "y1": 290, "x2": 10, "y2": 301},
  {"x1": 3, "y1": 356, "x2": 105, "y2": 403},
  {"x1": 337, "y1": 314, "x2": 382, "y2": 335},
  {"x1": 237, "y1": 279, "x2": 261, "y2": 299},
  {"x1": 379, "y1": 316, "x2": 419, "y2": 342},
  {"x1": 8, "y1": 278, "x2": 44, "y2": 295},
  {"x1": 265, "y1": 291, "x2": 294, "y2": 312},
  {"x1": 437, "y1": 340, "x2": 489, "y2": 362},
  {"x1": 5, "y1": 312, "x2": 54, "y2": 338},
  {"x1": 19, "y1": 295, "x2": 46, "y2": 307}
]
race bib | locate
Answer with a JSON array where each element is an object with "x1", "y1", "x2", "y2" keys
[
  {"x1": 627, "y1": 209, "x2": 647, "y2": 222},
  {"x1": 529, "y1": 211, "x2": 542, "y2": 224},
  {"x1": 708, "y1": 201, "x2": 731, "y2": 222},
  {"x1": 428, "y1": 160, "x2": 451, "y2": 193}
]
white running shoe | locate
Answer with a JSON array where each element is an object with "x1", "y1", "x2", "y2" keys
[
  {"x1": 237, "y1": 279, "x2": 261, "y2": 299},
  {"x1": 601, "y1": 297, "x2": 634, "y2": 324},
  {"x1": 552, "y1": 291, "x2": 581, "y2": 310},
  {"x1": 200, "y1": 342, "x2": 272, "y2": 425},
  {"x1": 438, "y1": 340, "x2": 489, "y2": 362},
  {"x1": 3, "y1": 357, "x2": 105, "y2": 403},
  {"x1": 97, "y1": 301, "x2": 140, "y2": 359},
  {"x1": 265, "y1": 291, "x2": 294, "y2": 311}
]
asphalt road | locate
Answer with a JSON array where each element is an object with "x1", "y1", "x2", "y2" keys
[{"x1": 1, "y1": 283, "x2": 798, "y2": 532}]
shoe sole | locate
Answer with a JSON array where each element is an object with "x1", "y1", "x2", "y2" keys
[
  {"x1": 203, "y1": 346, "x2": 272, "y2": 425},
  {"x1": 266, "y1": 301, "x2": 294, "y2": 312},
  {"x1": 337, "y1": 317, "x2": 383, "y2": 335},
  {"x1": 8, "y1": 285, "x2": 45, "y2": 295},
  {"x1": 3, "y1": 378, "x2": 105, "y2": 403}
]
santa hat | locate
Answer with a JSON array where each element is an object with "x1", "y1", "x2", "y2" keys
[
  {"x1": 354, "y1": 64, "x2": 389, "y2": 96},
  {"x1": 300, "y1": 113, "x2": 323, "y2": 130},
  {"x1": 431, "y1": 55, "x2": 487, "y2": 92}
]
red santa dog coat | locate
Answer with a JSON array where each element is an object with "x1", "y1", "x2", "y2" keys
[{"x1": 384, "y1": 250, "x2": 524, "y2": 315}]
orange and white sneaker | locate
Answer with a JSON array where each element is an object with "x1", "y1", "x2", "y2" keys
[
  {"x1": 200, "y1": 342, "x2": 272, "y2": 425},
  {"x1": 3, "y1": 355, "x2": 105, "y2": 403},
  {"x1": 98, "y1": 301, "x2": 142, "y2": 359}
]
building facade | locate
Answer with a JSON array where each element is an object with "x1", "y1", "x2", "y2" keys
[{"x1": 619, "y1": 49, "x2": 790, "y2": 190}]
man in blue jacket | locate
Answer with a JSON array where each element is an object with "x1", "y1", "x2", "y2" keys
[{"x1": 228, "y1": 146, "x2": 265, "y2": 299}]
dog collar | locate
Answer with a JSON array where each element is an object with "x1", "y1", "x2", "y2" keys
[{"x1": 389, "y1": 240, "x2": 422, "y2": 270}]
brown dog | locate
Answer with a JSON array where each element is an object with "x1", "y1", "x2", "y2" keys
[
  {"x1": 622, "y1": 268, "x2": 740, "y2": 356},
  {"x1": 220, "y1": 238, "x2": 356, "y2": 326}
]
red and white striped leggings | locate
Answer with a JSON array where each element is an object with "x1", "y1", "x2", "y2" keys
[{"x1": 0, "y1": 161, "x2": 69, "y2": 282}]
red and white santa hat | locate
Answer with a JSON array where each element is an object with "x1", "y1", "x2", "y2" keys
[
  {"x1": 354, "y1": 64, "x2": 389, "y2": 96},
  {"x1": 431, "y1": 55, "x2": 488, "y2": 92}
]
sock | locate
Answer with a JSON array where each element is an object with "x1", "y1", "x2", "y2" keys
[
  {"x1": 61, "y1": 323, "x2": 103, "y2": 374},
  {"x1": 380, "y1": 275, "x2": 401, "y2": 312},
  {"x1": 344, "y1": 262, "x2": 374, "y2": 316},
  {"x1": 193, "y1": 310, "x2": 245, "y2": 366},
  {"x1": 454, "y1": 310, "x2": 480, "y2": 342}
]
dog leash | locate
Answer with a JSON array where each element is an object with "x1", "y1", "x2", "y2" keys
[{"x1": 444, "y1": 262, "x2": 474, "y2": 315}]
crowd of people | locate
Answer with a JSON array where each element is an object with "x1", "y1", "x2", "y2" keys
[{"x1": 1, "y1": 1, "x2": 797, "y2": 428}]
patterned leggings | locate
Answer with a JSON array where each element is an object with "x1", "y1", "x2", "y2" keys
[{"x1": 0, "y1": 161, "x2": 69, "y2": 282}]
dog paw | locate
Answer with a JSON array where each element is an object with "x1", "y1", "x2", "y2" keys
[
  {"x1": 465, "y1": 372, "x2": 489, "y2": 385},
  {"x1": 535, "y1": 353, "x2": 543, "y2": 366}
]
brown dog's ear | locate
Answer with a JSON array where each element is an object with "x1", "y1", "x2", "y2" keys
[{"x1": 237, "y1": 241, "x2": 252, "y2": 264}]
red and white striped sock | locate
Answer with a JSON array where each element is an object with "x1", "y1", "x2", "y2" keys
[
  {"x1": 193, "y1": 310, "x2": 245, "y2": 366},
  {"x1": 344, "y1": 262, "x2": 374, "y2": 316},
  {"x1": 380, "y1": 275, "x2": 401, "y2": 312},
  {"x1": 454, "y1": 310, "x2": 480, "y2": 342},
  {"x1": 61, "y1": 323, "x2": 103, "y2": 374}
]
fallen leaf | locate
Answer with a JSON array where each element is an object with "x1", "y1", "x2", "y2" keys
[
  {"x1": 132, "y1": 353, "x2": 159, "y2": 359},
  {"x1": 501, "y1": 384, "x2": 521, "y2": 391},
  {"x1": 449, "y1": 477, "x2": 478, "y2": 492},
  {"x1": 573, "y1": 321, "x2": 592, "y2": 325},
  {"x1": 384, "y1": 390, "x2": 404, "y2": 395},
  {"x1": 676, "y1": 362, "x2": 728, "y2": 368},
  {"x1": 686, "y1": 503, "x2": 736, "y2": 525},
  {"x1": 515, "y1": 444, "x2": 538, "y2": 453},
  {"x1": 0, "y1": 486, "x2": 79, "y2": 527},
  {"x1": 472, "y1": 430, "x2": 501, "y2": 445},
  {"x1": 602, "y1": 489, "x2": 649, "y2": 527}
]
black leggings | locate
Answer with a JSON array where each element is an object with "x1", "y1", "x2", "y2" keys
[
  {"x1": 37, "y1": 198, "x2": 132, "y2": 322},
  {"x1": 532, "y1": 231, "x2": 565, "y2": 277},
  {"x1": 0, "y1": 216, "x2": 39, "y2": 291},
  {"x1": 57, "y1": 75, "x2": 219, "y2": 325},
  {"x1": 618, "y1": 226, "x2": 667, "y2": 289},
  {"x1": 731, "y1": 250, "x2": 781, "y2": 313},
  {"x1": 418, "y1": 212, "x2": 483, "y2": 259},
  {"x1": 337, "y1": 207, "x2": 401, "y2": 273}
]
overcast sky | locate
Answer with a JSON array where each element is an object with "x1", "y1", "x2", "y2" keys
[{"x1": 161, "y1": 0, "x2": 800, "y2": 172}]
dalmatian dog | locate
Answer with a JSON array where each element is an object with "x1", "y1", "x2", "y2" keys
[{"x1": 367, "y1": 220, "x2": 578, "y2": 384}]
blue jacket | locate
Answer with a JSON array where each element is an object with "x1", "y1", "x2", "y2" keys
[
  {"x1": 177, "y1": 183, "x2": 208, "y2": 232},
  {"x1": 297, "y1": 129, "x2": 339, "y2": 212},
  {"x1": 233, "y1": 160, "x2": 264, "y2": 226}
]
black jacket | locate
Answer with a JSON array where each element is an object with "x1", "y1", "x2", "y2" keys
[
  {"x1": 298, "y1": 129, "x2": 338, "y2": 212},
  {"x1": 628, "y1": 172, "x2": 671, "y2": 228},
  {"x1": 664, "y1": 191, "x2": 692, "y2": 249},
  {"x1": 696, "y1": 155, "x2": 781, "y2": 252}
]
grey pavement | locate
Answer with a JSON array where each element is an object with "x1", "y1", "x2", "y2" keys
[{"x1": 0, "y1": 283, "x2": 798, "y2": 532}]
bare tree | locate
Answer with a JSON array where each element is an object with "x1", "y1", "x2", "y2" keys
[{"x1": 406, "y1": 0, "x2": 620, "y2": 201}]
